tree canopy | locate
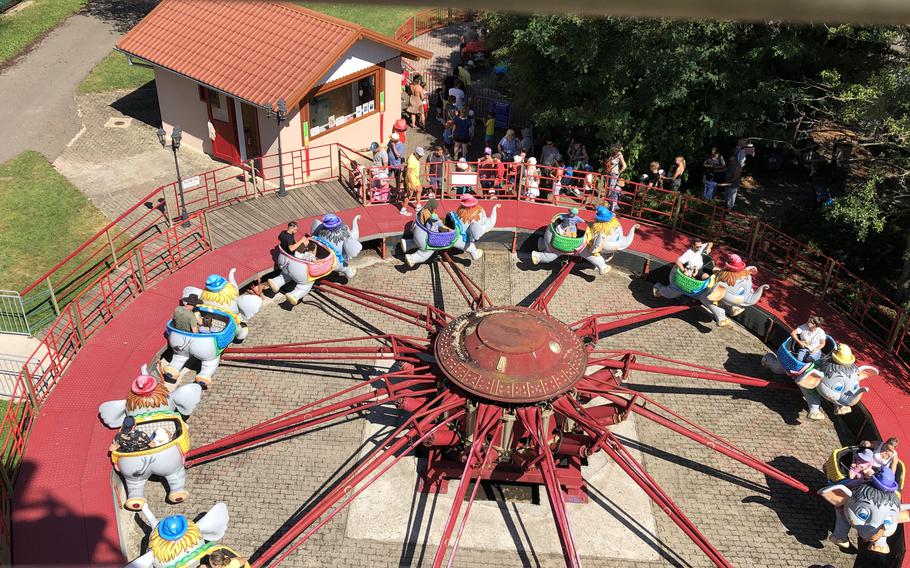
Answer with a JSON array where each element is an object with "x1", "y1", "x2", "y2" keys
[{"x1": 486, "y1": 15, "x2": 910, "y2": 301}]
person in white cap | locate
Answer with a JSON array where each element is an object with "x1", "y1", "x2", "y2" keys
[
  {"x1": 525, "y1": 156, "x2": 540, "y2": 199},
  {"x1": 402, "y1": 147, "x2": 426, "y2": 215},
  {"x1": 387, "y1": 132, "x2": 405, "y2": 189}
]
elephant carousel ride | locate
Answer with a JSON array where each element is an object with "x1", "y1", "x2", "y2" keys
[
  {"x1": 127, "y1": 502, "x2": 249, "y2": 568},
  {"x1": 763, "y1": 342, "x2": 877, "y2": 420},
  {"x1": 398, "y1": 195, "x2": 499, "y2": 267},
  {"x1": 171, "y1": 240, "x2": 824, "y2": 568},
  {"x1": 531, "y1": 206, "x2": 638, "y2": 275},
  {"x1": 161, "y1": 269, "x2": 263, "y2": 387},
  {"x1": 100, "y1": 367, "x2": 200, "y2": 510},
  {"x1": 267, "y1": 213, "x2": 363, "y2": 306},
  {"x1": 654, "y1": 252, "x2": 769, "y2": 328}
]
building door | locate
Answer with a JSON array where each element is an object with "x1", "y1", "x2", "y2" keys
[
  {"x1": 240, "y1": 103, "x2": 262, "y2": 160},
  {"x1": 204, "y1": 88, "x2": 241, "y2": 163}
]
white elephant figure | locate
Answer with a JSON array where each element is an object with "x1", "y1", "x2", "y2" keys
[
  {"x1": 267, "y1": 213, "x2": 363, "y2": 305},
  {"x1": 450, "y1": 195, "x2": 500, "y2": 246},
  {"x1": 766, "y1": 343, "x2": 877, "y2": 420},
  {"x1": 189, "y1": 268, "x2": 263, "y2": 341},
  {"x1": 819, "y1": 468, "x2": 910, "y2": 554},
  {"x1": 531, "y1": 206, "x2": 637, "y2": 275},
  {"x1": 99, "y1": 365, "x2": 201, "y2": 425},
  {"x1": 398, "y1": 199, "x2": 488, "y2": 267},
  {"x1": 127, "y1": 503, "x2": 247, "y2": 568},
  {"x1": 108, "y1": 410, "x2": 192, "y2": 510},
  {"x1": 653, "y1": 254, "x2": 767, "y2": 328}
]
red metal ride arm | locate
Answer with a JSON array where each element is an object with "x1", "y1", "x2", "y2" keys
[
  {"x1": 440, "y1": 252, "x2": 492, "y2": 310},
  {"x1": 530, "y1": 259, "x2": 576, "y2": 313}
]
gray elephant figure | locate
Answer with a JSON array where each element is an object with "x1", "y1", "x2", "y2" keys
[
  {"x1": 99, "y1": 365, "x2": 201, "y2": 425},
  {"x1": 267, "y1": 213, "x2": 363, "y2": 305},
  {"x1": 162, "y1": 268, "x2": 263, "y2": 386},
  {"x1": 780, "y1": 344, "x2": 877, "y2": 420},
  {"x1": 819, "y1": 468, "x2": 910, "y2": 554},
  {"x1": 531, "y1": 206, "x2": 636, "y2": 275},
  {"x1": 399, "y1": 203, "x2": 488, "y2": 267},
  {"x1": 126, "y1": 502, "x2": 244, "y2": 568},
  {"x1": 108, "y1": 412, "x2": 191, "y2": 510}
]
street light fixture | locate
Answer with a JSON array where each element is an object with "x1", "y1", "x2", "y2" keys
[
  {"x1": 276, "y1": 98, "x2": 288, "y2": 197},
  {"x1": 157, "y1": 125, "x2": 189, "y2": 226}
]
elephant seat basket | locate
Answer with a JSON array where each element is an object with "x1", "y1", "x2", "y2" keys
[
  {"x1": 776, "y1": 335, "x2": 838, "y2": 376},
  {"x1": 280, "y1": 241, "x2": 337, "y2": 283},
  {"x1": 166, "y1": 307, "x2": 237, "y2": 351},
  {"x1": 110, "y1": 410, "x2": 190, "y2": 467},
  {"x1": 824, "y1": 445, "x2": 906, "y2": 492},
  {"x1": 670, "y1": 267, "x2": 714, "y2": 296},
  {"x1": 416, "y1": 218, "x2": 459, "y2": 250},
  {"x1": 548, "y1": 215, "x2": 586, "y2": 253}
]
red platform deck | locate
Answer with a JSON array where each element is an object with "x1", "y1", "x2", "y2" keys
[{"x1": 12, "y1": 201, "x2": 910, "y2": 565}]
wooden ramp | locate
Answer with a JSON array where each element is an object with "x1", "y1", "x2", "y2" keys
[{"x1": 205, "y1": 181, "x2": 360, "y2": 248}]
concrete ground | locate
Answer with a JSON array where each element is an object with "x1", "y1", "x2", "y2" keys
[{"x1": 128, "y1": 248, "x2": 849, "y2": 568}]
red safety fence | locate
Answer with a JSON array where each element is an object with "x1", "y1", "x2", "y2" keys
[{"x1": 394, "y1": 8, "x2": 472, "y2": 44}]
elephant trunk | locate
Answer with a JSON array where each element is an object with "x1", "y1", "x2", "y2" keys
[
  {"x1": 488, "y1": 203, "x2": 500, "y2": 228},
  {"x1": 350, "y1": 214, "x2": 361, "y2": 241},
  {"x1": 841, "y1": 387, "x2": 868, "y2": 407},
  {"x1": 745, "y1": 284, "x2": 769, "y2": 306},
  {"x1": 617, "y1": 225, "x2": 637, "y2": 250}
]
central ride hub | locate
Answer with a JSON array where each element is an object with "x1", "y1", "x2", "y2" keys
[{"x1": 434, "y1": 307, "x2": 587, "y2": 403}]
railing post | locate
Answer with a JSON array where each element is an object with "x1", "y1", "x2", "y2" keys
[
  {"x1": 71, "y1": 300, "x2": 85, "y2": 345},
  {"x1": 412, "y1": 15, "x2": 416, "y2": 39},
  {"x1": 133, "y1": 248, "x2": 146, "y2": 290},
  {"x1": 201, "y1": 210, "x2": 213, "y2": 251},
  {"x1": 45, "y1": 277, "x2": 60, "y2": 316},
  {"x1": 747, "y1": 220, "x2": 762, "y2": 259},
  {"x1": 820, "y1": 258, "x2": 838, "y2": 298},
  {"x1": 670, "y1": 194, "x2": 683, "y2": 232},
  {"x1": 105, "y1": 230, "x2": 118, "y2": 266},
  {"x1": 249, "y1": 159, "x2": 259, "y2": 198},
  {"x1": 888, "y1": 308, "x2": 908, "y2": 351},
  {"x1": 20, "y1": 365, "x2": 40, "y2": 413}
]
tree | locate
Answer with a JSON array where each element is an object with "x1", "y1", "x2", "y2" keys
[{"x1": 486, "y1": 14, "x2": 910, "y2": 301}]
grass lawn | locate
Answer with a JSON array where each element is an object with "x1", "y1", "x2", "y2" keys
[
  {"x1": 0, "y1": 151, "x2": 109, "y2": 291},
  {"x1": 300, "y1": 3, "x2": 423, "y2": 37},
  {"x1": 0, "y1": 0, "x2": 86, "y2": 64},
  {"x1": 78, "y1": 49, "x2": 154, "y2": 93}
]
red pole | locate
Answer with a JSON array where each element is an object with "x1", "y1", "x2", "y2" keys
[{"x1": 530, "y1": 259, "x2": 576, "y2": 313}]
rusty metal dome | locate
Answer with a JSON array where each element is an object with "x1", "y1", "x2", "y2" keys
[{"x1": 433, "y1": 307, "x2": 588, "y2": 403}]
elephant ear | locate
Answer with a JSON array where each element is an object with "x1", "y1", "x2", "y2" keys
[
  {"x1": 182, "y1": 286, "x2": 203, "y2": 299},
  {"x1": 125, "y1": 551, "x2": 156, "y2": 568},
  {"x1": 795, "y1": 369, "x2": 823, "y2": 389},
  {"x1": 310, "y1": 218, "x2": 322, "y2": 234},
  {"x1": 705, "y1": 282, "x2": 727, "y2": 303},
  {"x1": 858, "y1": 366, "x2": 879, "y2": 381},
  {"x1": 818, "y1": 484, "x2": 852, "y2": 507},
  {"x1": 98, "y1": 400, "x2": 127, "y2": 428},
  {"x1": 197, "y1": 502, "x2": 230, "y2": 541},
  {"x1": 343, "y1": 236, "x2": 363, "y2": 260},
  {"x1": 899, "y1": 504, "x2": 910, "y2": 524},
  {"x1": 171, "y1": 383, "x2": 203, "y2": 416}
]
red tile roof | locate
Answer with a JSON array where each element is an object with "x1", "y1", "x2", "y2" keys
[{"x1": 117, "y1": 0, "x2": 431, "y2": 108}]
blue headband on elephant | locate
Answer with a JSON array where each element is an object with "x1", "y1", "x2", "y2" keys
[
  {"x1": 595, "y1": 205, "x2": 614, "y2": 222},
  {"x1": 205, "y1": 274, "x2": 227, "y2": 292},
  {"x1": 322, "y1": 214, "x2": 342, "y2": 230},
  {"x1": 871, "y1": 467, "x2": 899, "y2": 493},
  {"x1": 158, "y1": 515, "x2": 189, "y2": 541}
]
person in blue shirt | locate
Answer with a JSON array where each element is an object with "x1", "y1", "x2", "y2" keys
[
  {"x1": 556, "y1": 207, "x2": 584, "y2": 238},
  {"x1": 387, "y1": 132, "x2": 405, "y2": 189},
  {"x1": 453, "y1": 107, "x2": 473, "y2": 160}
]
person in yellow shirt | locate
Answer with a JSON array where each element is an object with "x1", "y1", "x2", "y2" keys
[
  {"x1": 484, "y1": 112, "x2": 495, "y2": 147},
  {"x1": 400, "y1": 147, "x2": 426, "y2": 215}
]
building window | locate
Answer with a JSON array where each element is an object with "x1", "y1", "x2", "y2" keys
[{"x1": 308, "y1": 71, "x2": 377, "y2": 137}]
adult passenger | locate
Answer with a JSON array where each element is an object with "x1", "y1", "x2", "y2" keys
[{"x1": 790, "y1": 315, "x2": 826, "y2": 362}]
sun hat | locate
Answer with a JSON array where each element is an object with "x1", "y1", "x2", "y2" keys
[
  {"x1": 855, "y1": 448, "x2": 874, "y2": 464},
  {"x1": 415, "y1": 147, "x2": 426, "y2": 157},
  {"x1": 131, "y1": 375, "x2": 158, "y2": 396},
  {"x1": 871, "y1": 467, "x2": 899, "y2": 493},
  {"x1": 460, "y1": 194, "x2": 478, "y2": 207},
  {"x1": 528, "y1": 157, "x2": 537, "y2": 165},
  {"x1": 595, "y1": 205, "x2": 614, "y2": 223},
  {"x1": 322, "y1": 213, "x2": 342, "y2": 230},
  {"x1": 832, "y1": 344, "x2": 856, "y2": 366},
  {"x1": 390, "y1": 132, "x2": 400, "y2": 141},
  {"x1": 513, "y1": 155, "x2": 523, "y2": 163},
  {"x1": 181, "y1": 293, "x2": 201, "y2": 306},
  {"x1": 484, "y1": 147, "x2": 492, "y2": 155},
  {"x1": 457, "y1": 159, "x2": 469, "y2": 171},
  {"x1": 569, "y1": 207, "x2": 579, "y2": 215},
  {"x1": 723, "y1": 254, "x2": 746, "y2": 272},
  {"x1": 205, "y1": 274, "x2": 227, "y2": 292},
  {"x1": 159, "y1": 515, "x2": 190, "y2": 541}
]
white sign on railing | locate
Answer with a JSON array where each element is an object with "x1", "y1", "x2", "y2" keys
[{"x1": 182, "y1": 176, "x2": 201, "y2": 189}]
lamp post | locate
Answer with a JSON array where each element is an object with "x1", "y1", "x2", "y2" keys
[
  {"x1": 157, "y1": 126, "x2": 189, "y2": 226},
  {"x1": 275, "y1": 99, "x2": 288, "y2": 197}
]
